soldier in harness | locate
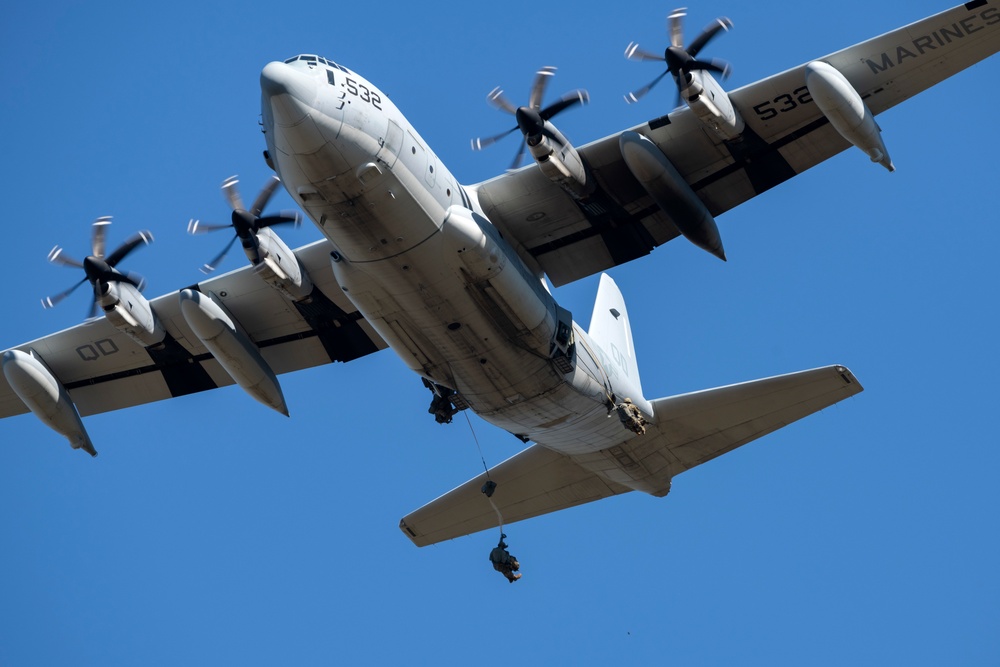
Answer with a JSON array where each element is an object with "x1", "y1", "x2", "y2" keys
[
  {"x1": 616, "y1": 397, "x2": 647, "y2": 435},
  {"x1": 489, "y1": 534, "x2": 521, "y2": 583}
]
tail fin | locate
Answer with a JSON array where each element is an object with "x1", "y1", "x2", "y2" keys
[{"x1": 588, "y1": 273, "x2": 643, "y2": 400}]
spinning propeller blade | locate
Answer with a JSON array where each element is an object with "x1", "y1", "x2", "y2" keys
[
  {"x1": 42, "y1": 217, "x2": 153, "y2": 316},
  {"x1": 188, "y1": 175, "x2": 301, "y2": 273},
  {"x1": 624, "y1": 8, "x2": 732, "y2": 106},
  {"x1": 472, "y1": 67, "x2": 589, "y2": 170}
]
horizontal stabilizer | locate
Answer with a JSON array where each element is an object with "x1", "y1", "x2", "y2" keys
[
  {"x1": 651, "y1": 364, "x2": 863, "y2": 475},
  {"x1": 399, "y1": 444, "x2": 631, "y2": 547},
  {"x1": 562, "y1": 365, "x2": 863, "y2": 496}
]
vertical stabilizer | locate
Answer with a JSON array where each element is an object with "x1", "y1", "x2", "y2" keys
[{"x1": 587, "y1": 274, "x2": 643, "y2": 399}]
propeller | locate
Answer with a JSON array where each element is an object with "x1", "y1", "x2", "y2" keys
[
  {"x1": 624, "y1": 8, "x2": 733, "y2": 107},
  {"x1": 42, "y1": 216, "x2": 153, "y2": 318},
  {"x1": 187, "y1": 175, "x2": 301, "y2": 274},
  {"x1": 471, "y1": 66, "x2": 589, "y2": 170}
]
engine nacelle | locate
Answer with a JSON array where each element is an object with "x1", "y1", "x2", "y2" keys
[
  {"x1": 529, "y1": 125, "x2": 592, "y2": 201},
  {"x1": 179, "y1": 289, "x2": 289, "y2": 415},
  {"x1": 684, "y1": 71, "x2": 745, "y2": 141},
  {"x1": 805, "y1": 60, "x2": 894, "y2": 172},
  {"x1": 2, "y1": 349, "x2": 96, "y2": 456},
  {"x1": 619, "y1": 131, "x2": 725, "y2": 260},
  {"x1": 99, "y1": 281, "x2": 166, "y2": 348},
  {"x1": 248, "y1": 228, "x2": 314, "y2": 302}
]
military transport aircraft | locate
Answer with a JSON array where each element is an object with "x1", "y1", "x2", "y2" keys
[{"x1": 1, "y1": 3, "x2": 998, "y2": 547}]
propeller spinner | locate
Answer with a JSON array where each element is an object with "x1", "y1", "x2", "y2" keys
[
  {"x1": 42, "y1": 217, "x2": 152, "y2": 317},
  {"x1": 624, "y1": 8, "x2": 733, "y2": 106},
  {"x1": 187, "y1": 175, "x2": 301, "y2": 274},
  {"x1": 471, "y1": 66, "x2": 589, "y2": 170}
]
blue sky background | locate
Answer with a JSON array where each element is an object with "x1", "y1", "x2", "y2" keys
[{"x1": 2, "y1": 1, "x2": 998, "y2": 664}]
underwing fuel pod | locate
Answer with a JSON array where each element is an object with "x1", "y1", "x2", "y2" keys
[
  {"x1": 178, "y1": 289, "x2": 288, "y2": 415},
  {"x1": 805, "y1": 60, "x2": 895, "y2": 172},
  {"x1": 2, "y1": 349, "x2": 97, "y2": 456}
]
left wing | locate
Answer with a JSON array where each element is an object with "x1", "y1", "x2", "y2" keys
[
  {"x1": 0, "y1": 240, "x2": 385, "y2": 422},
  {"x1": 474, "y1": 2, "x2": 1000, "y2": 286}
]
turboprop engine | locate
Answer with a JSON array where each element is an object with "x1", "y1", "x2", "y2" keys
[
  {"x1": 805, "y1": 60, "x2": 894, "y2": 172},
  {"x1": 624, "y1": 9, "x2": 744, "y2": 141},
  {"x1": 472, "y1": 67, "x2": 593, "y2": 200},
  {"x1": 42, "y1": 218, "x2": 165, "y2": 348},
  {"x1": 522, "y1": 116, "x2": 591, "y2": 201},
  {"x1": 97, "y1": 279, "x2": 165, "y2": 348},
  {"x1": 189, "y1": 175, "x2": 314, "y2": 301}
]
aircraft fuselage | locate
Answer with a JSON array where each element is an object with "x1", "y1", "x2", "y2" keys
[{"x1": 260, "y1": 56, "x2": 646, "y2": 455}]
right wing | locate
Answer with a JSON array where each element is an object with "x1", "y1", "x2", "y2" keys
[
  {"x1": 0, "y1": 239, "x2": 386, "y2": 420},
  {"x1": 400, "y1": 365, "x2": 862, "y2": 546}
]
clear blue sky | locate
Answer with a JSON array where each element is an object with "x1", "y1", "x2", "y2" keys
[{"x1": 2, "y1": 1, "x2": 998, "y2": 664}]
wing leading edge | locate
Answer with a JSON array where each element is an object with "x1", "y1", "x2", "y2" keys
[{"x1": 400, "y1": 365, "x2": 862, "y2": 546}]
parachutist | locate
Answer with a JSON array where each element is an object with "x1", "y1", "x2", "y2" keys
[
  {"x1": 616, "y1": 397, "x2": 647, "y2": 435},
  {"x1": 489, "y1": 534, "x2": 521, "y2": 583}
]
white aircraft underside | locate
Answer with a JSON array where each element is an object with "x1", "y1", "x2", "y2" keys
[
  {"x1": 262, "y1": 59, "x2": 637, "y2": 451},
  {"x1": 2, "y1": 3, "x2": 998, "y2": 547}
]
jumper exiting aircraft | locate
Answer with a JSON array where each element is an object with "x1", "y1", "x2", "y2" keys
[{"x1": 2, "y1": 4, "x2": 997, "y2": 546}]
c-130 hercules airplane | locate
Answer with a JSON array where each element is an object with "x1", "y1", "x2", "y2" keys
[{"x1": 1, "y1": 4, "x2": 997, "y2": 547}]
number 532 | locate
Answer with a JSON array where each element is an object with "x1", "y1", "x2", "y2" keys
[{"x1": 752, "y1": 86, "x2": 812, "y2": 120}]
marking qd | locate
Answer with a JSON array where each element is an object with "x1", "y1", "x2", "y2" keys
[{"x1": 76, "y1": 338, "x2": 120, "y2": 361}]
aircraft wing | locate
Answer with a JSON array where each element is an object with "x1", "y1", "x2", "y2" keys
[
  {"x1": 474, "y1": 2, "x2": 1000, "y2": 286},
  {"x1": 400, "y1": 365, "x2": 861, "y2": 546},
  {"x1": 0, "y1": 240, "x2": 386, "y2": 420}
]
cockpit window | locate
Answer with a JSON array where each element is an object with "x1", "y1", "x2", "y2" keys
[{"x1": 282, "y1": 54, "x2": 352, "y2": 75}]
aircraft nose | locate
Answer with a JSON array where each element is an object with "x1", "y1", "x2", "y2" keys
[{"x1": 260, "y1": 61, "x2": 317, "y2": 125}]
